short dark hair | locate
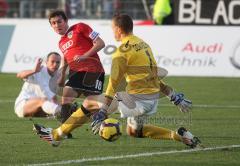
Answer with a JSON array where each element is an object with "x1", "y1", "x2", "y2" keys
[
  {"x1": 47, "y1": 52, "x2": 60, "y2": 60},
  {"x1": 48, "y1": 10, "x2": 68, "y2": 23},
  {"x1": 112, "y1": 13, "x2": 133, "y2": 34}
]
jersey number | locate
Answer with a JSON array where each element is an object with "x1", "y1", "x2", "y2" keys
[{"x1": 95, "y1": 80, "x2": 102, "y2": 90}]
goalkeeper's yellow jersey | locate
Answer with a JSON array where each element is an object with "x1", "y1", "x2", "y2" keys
[{"x1": 106, "y1": 35, "x2": 160, "y2": 97}]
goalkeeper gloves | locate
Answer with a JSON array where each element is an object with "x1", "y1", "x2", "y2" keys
[
  {"x1": 91, "y1": 109, "x2": 107, "y2": 135},
  {"x1": 170, "y1": 92, "x2": 192, "y2": 113}
]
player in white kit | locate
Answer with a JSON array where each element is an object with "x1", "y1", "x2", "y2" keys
[{"x1": 14, "y1": 52, "x2": 61, "y2": 118}]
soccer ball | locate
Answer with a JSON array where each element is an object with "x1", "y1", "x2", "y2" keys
[{"x1": 99, "y1": 118, "x2": 122, "y2": 142}]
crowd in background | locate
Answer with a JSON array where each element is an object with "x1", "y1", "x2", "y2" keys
[{"x1": 0, "y1": 0, "x2": 155, "y2": 19}]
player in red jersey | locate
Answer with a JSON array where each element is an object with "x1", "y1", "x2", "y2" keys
[{"x1": 48, "y1": 10, "x2": 105, "y2": 133}]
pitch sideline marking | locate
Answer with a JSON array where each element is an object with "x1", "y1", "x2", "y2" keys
[
  {"x1": 28, "y1": 144, "x2": 240, "y2": 166},
  {"x1": 0, "y1": 99, "x2": 13, "y2": 103},
  {"x1": 1, "y1": 99, "x2": 240, "y2": 109}
]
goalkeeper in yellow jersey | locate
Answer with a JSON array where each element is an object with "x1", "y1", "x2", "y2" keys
[
  {"x1": 33, "y1": 13, "x2": 201, "y2": 148},
  {"x1": 91, "y1": 13, "x2": 201, "y2": 148}
]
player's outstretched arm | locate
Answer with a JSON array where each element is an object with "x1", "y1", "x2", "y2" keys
[{"x1": 17, "y1": 58, "x2": 43, "y2": 79}]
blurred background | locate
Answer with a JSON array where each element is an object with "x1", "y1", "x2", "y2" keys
[
  {"x1": 1, "y1": 0, "x2": 155, "y2": 19},
  {"x1": 1, "y1": 0, "x2": 239, "y2": 25},
  {"x1": 1, "y1": 0, "x2": 240, "y2": 75}
]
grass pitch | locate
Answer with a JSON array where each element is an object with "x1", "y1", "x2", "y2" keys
[{"x1": 0, "y1": 73, "x2": 239, "y2": 165}]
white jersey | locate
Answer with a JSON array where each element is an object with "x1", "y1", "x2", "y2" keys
[{"x1": 15, "y1": 66, "x2": 58, "y2": 106}]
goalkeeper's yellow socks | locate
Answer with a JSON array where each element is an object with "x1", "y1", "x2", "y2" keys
[
  {"x1": 53, "y1": 106, "x2": 90, "y2": 141},
  {"x1": 142, "y1": 125, "x2": 181, "y2": 141}
]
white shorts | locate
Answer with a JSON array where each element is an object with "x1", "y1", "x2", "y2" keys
[
  {"x1": 116, "y1": 92, "x2": 159, "y2": 118},
  {"x1": 116, "y1": 92, "x2": 159, "y2": 131},
  {"x1": 118, "y1": 99, "x2": 158, "y2": 118},
  {"x1": 14, "y1": 99, "x2": 27, "y2": 118},
  {"x1": 121, "y1": 100, "x2": 158, "y2": 131}
]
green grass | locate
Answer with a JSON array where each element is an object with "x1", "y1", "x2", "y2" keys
[{"x1": 0, "y1": 73, "x2": 240, "y2": 165}]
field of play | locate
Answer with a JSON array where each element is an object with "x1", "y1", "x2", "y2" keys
[{"x1": 0, "y1": 73, "x2": 239, "y2": 165}]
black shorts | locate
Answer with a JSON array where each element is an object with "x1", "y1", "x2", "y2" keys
[{"x1": 65, "y1": 71, "x2": 105, "y2": 95}]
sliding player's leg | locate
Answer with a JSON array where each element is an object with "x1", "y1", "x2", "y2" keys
[
  {"x1": 33, "y1": 93, "x2": 119, "y2": 145},
  {"x1": 119, "y1": 97, "x2": 180, "y2": 140},
  {"x1": 126, "y1": 115, "x2": 200, "y2": 148},
  {"x1": 15, "y1": 98, "x2": 60, "y2": 118},
  {"x1": 34, "y1": 94, "x2": 106, "y2": 144},
  {"x1": 119, "y1": 94, "x2": 200, "y2": 148},
  {"x1": 52, "y1": 94, "x2": 118, "y2": 140},
  {"x1": 53, "y1": 105, "x2": 91, "y2": 141},
  {"x1": 59, "y1": 71, "x2": 105, "y2": 124},
  {"x1": 126, "y1": 114, "x2": 181, "y2": 141}
]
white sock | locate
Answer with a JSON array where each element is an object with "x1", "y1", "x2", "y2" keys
[{"x1": 41, "y1": 101, "x2": 61, "y2": 116}]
